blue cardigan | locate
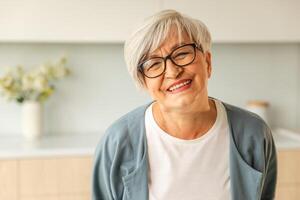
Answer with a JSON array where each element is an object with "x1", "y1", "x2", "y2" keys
[{"x1": 92, "y1": 100, "x2": 277, "y2": 200}]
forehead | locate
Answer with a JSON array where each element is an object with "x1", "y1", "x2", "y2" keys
[{"x1": 149, "y1": 28, "x2": 192, "y2": 57}]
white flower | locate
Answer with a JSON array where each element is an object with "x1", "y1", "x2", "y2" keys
[
  {"x1": 33, "y1": 75, "x2": 48, "y2": 92},
  {"x1": 0, "y1": 56, "x2": 71, "y2": 103},
  {"x1": 15, "y1": 65, "x2": 24, "y2": 78},
  {"x1": 22, "y1": 74, "x2": 34, "y2": 91},
  {"x1": 39, "y1": 64, "x2": 51, "y2": 75},
  {"x1": 52, "y1": 65, "x2": 68, "y2": 78},
  {"x1": 1, "y1": 75, "x2": 14, "y2": 88}
]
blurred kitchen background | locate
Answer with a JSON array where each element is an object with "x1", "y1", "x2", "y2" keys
[
  {"x1": 0, "y1": 43, "x2": 299, "y2": 135},
  {"x1": 0, "y1": 0, "x2": 300, "y2": 200}
]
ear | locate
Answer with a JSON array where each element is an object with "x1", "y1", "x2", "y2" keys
[{"x1": 205, "y1": 52, "x2": 212, "y2": 78}]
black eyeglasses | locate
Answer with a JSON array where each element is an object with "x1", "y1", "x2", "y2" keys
[{"x1": 138, "y1": 43, "x2": 203, "y2": 78}]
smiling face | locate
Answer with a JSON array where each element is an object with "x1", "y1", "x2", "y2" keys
[{"x1": 143, "y1": 27, "x2": 212, "y2": 112}]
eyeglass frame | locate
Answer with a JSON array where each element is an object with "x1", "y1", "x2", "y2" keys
[{"x1": 138, "y1": 43, "x2": 204, "y2": 79}]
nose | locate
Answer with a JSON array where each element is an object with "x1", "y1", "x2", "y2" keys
[{"x1": 164, "y1": 59, "x2": 183, "y2": 79}]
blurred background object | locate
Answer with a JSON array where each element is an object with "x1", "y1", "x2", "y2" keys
[
  {"x1": 246, "y1": 100, "x2": 270, "y2": 126},
  {"x1": 0, "y1": 57, "x2": 71, "y2": 140}
]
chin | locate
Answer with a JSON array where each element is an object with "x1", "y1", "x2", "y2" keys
[{"x1": 166, "y1": 97, "x2": 194, "y2": 109}]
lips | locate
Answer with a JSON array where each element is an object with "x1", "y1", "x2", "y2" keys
[{"x1": 167, "y1": 79, "x2": 192, "y2": 92}]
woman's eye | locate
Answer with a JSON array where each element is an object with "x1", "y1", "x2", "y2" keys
[
  {"x1": 174, "y1": 52, "x2": 189, "y2": 59},
  {"x1": 146, "y1": 62, "x2": 161, "y2": 71}
]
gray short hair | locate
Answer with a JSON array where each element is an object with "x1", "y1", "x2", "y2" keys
[{"x1": 124, "y1": 9, "x2": 212, "y2": 89}]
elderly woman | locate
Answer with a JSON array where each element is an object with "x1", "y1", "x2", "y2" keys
[{"x1": 92, "y1": 10, "x2": 277, "y2": 200}]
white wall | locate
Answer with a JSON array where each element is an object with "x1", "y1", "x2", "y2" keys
[
  {"x1": 0, "y1": 43, "x2": 299, "y2": 136},
  {"x1": 209, "y1": 44, "x2": 300, "y2": 131}
]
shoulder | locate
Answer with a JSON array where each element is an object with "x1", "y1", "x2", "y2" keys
[
  {"x1": 222, "y1": 101, "x2": 272, "y2": 140},
  {"x1": 106, "y1": 102, "x2": 150, "y2": 140},
  {"x1": 94, "y1": 102, "x2": 151, "y2": 157}
]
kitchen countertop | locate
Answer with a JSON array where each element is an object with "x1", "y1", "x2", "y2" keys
[
  {"x1": 0, "y1": 128, "x2": 299, "y2": 159},
  {"x1": 272, "y1": 128, "x2": 300, "y2": 150},
  {"x1": 0, "y1": 133, "x2": 102, "y2": 159}
]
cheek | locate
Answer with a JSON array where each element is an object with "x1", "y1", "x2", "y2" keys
[
  {"x1": 186, "y1": 64, "x2": 205, "y2": 78},
  {"x1": 145, "y1": 78, "x2": 164, "y2": 95},
  {"x1": 187, "y1": 65, "x2": 209, "y2": 87},
  {"x1": 195, "y1": 60, "x2": 210, "y2": 77}
]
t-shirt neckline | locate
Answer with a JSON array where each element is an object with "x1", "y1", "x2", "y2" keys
[{"x1": 147, "y1": 98, "x2": 224, "y2": 144}]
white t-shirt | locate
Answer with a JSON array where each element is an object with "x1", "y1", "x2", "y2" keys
[{"x1": 145, "y1": 99, "x2": 231, "y2": 200}]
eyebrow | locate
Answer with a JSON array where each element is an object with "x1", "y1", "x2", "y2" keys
[{"x1": 147, "y1": 42, "x2": 188, "y2": 59}]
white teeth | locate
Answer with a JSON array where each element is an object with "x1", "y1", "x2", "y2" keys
[{"x1": 169, "y1": 80, "x2": 191, "y2": 91}]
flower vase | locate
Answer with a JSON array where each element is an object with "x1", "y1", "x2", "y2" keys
[{"x1": 22, "y1": 101, "x2": 43, "y2": 140}]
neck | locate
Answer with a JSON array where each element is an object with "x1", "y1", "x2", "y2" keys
[{"x1": 153, "y1": 98, "x2": 217, "y2": 140}]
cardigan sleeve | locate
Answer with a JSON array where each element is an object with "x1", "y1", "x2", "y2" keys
[
  {"x1": 92, "y1": 131, "x2": 116, "y2": 200},
  {"x1": 261, "y1": 127, "x2": 277, "y2": 200}
]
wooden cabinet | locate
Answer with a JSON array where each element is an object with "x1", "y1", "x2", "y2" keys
[
  {"x1": 1, "y1": 150, "x2": 300, "y2": 199},
  {"x1": 276, "y1": 185, "x2": 300, "y2": 200},
  {"x1": 20, "y1": 194, "x2": 90, "y2": 200},
  {"x1": 20, "y1": 197, "x2": 60, "y2": 200},
  {"x1": 0, "y1": 160, "x2": 18, "y2": 200},
  {"x1": 20, "y1": 158, "x2": 59, "y2": 197},
  {"x1": 276, "y1": 150, "x2": 300, "y2": 200},
  {"x1": 0, "y1": 156, "x2": 92, "y2": 200},
  {"x1": 57, "y1": 157, "x2": 92, "y2": 195},
  {"x1": 58, "y1": 195, "x2": 90, "y2": 200}
]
